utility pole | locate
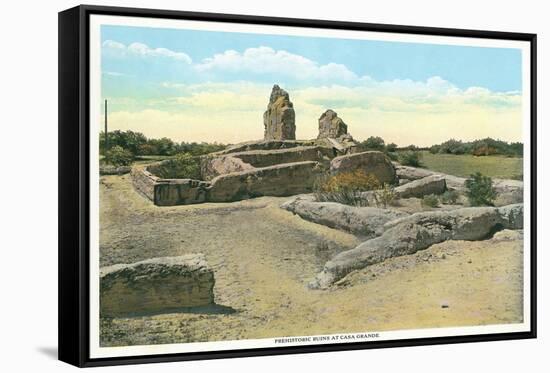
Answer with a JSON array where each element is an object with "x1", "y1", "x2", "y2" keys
[{"x1": 104, "y1": 99, "x2": 109, "y2": 151}]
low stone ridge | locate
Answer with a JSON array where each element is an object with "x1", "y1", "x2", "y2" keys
[
  {"x1": 330, "y1": 151, "x2": 397, "y2": 184},
  {"x1": 208, "y1": 161, "x2": 324, "y2": 202},
  {"x1": 311, "y1": 203, "x2": 524, "y2": 288},
  {"x1": 214, "y1": 140, "x2": 318, "y2": 155},
  {"x1": 281, "y1": 196, "x2": 408, "y2": 238},
  {"x1": 318, "y1": 109, "x2": 348, "y2": 139},
  {"x1": 132, "y1": 159, "x2": 326, "y2": 205},
  {"x1": 323, "y1": 134, "x2": 360, "y2": 155},
  {"x1": 131, "y1": 165, "x2": 157, "y2": 200},
  {"x1": 200, "y1": 155, "x2": 255, "y2": 181},
  {"x1": 393, "y1": 175, "x2": 446, "y2": 198},
  {"x1": 394, "y1": 164, "x2": 523, "y2": 206},
  {"x1": 394, "y1": 164, "x2": 435, "y2": 181},
  {"x1": 100, "y1": 254, "x2": 214, "y2": 316},
  {"x1": 383, "y1": 203, "x2": 523, "y2": 232},
  {"x1": 131, "y1": 165, "x2": 210, "y2": 206},
  {"x1": 154, "y1": 178, "x2": 211, "y2": 206},
  {"x1": 263, "y1": 85, "x2": 296, "y2": 141},
  {"x1": 230, "y1": 146, "x2": 333, "y2": 168}
]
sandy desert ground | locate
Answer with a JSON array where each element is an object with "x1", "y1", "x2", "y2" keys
[{"x1": 99, "y1": 174, "x2": 523, "y2": 347}]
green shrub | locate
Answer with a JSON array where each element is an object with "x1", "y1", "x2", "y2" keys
[
  {"x1": 440, "y1": 190, "x2": 460, "y2": 204},
  {"x1": 429, "y1": 144, "x2": 441, "y2": 154},
  {"x1": 314, "y1": 170, "x2": 381, "y2": 207},
  {"x1": 177, "y1": 141, "x2": 226, "y2": 156},
  {"x1": 373, "y1": 183, "x2": 398, "y2": 208},
  {"x1": 438, "y1": 138, "x2": 469, "y2": 155},
  {"x1": 103, "y1": 145, "x2": 134, "y2": 166},
  {"x1": 362, "y1": 136, "x2": 385, "y2": 151},
  {"x1": 464, "y1": 172, "x2": 497, "y2": 206},
  {"x1": 170, "y1": 152, "x2": 201, "y2": 179},
  {"x1": 399, "y1": 150, "x2": 422, "y2": 167},
  {"x1": 472, "y1": 145, "x2": 498, "y2": 156},
  {"x1": 385, "y1": 151, "x2": 399, "y2": 161},
  {"x1": 385, "y1": 143, "x2": 398, "y2": 153},
  {"x1": 421, "y1": 194, "x2": 440, "y2": 208}
]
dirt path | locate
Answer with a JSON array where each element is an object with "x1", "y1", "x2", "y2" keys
[{"x1": 99, "y1": 175, "x2": 523, "y2": 347}]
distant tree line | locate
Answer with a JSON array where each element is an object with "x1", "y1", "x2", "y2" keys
[
  {"x1": 100, "y1": 130, "x2": 226, "y2": 157},
  {"x1": 360, "y1": 135, "x2": 523, "y2": 158},
  {"x1": 429, "y1": 138, "x2": 523, "y2": 157},
  {"x1": 360, "y1": 136, "x2": 424, "y2": 153}
]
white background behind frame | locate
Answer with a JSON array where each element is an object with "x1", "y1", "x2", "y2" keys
[{"x1": 0, "y1": 0, "x2": 546, "y2": 372}]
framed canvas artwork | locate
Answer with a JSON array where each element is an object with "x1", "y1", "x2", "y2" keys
[{"x1": 58, "y1": 4, "x2": 537, "y2": 367}]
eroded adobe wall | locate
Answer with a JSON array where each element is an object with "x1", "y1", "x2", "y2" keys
[
  {"x1": 100, "y1": 255, "x2": 214, "y2": 316},
  {"x1": 131, "y1": 163, "x2": 211, "y2": 206},
  {"x1": 130, "y1": 165, "x2": 158, "y2": 202},
  {"x1": 233, "y1": 146, "x2": 334, "y2": 168},
  {"x1": 153, "y1": 179, "x2": 210, "y2": 206},
  {"x1": 207, "y1": 161, "x2": 325, "y2": 202}
]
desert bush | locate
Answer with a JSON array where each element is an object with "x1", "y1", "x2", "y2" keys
[
  {"x1": 314, "y1": 170, "x2": 381, "y2": 207},
  {"x1": 170, "y1": 152, "x2": 201, "y2": 179},
  {"x1": 176, "y1": 141, "x2": 226, "y2": 156},
  {"x1": 373, "y1": 183, "x2": 398, "y2": 208},
  {"x1": 440, "y1": 190, "x2": 460, "y2": 204},
  {"x1": 421, "y1": 194, "x2": 440, "y2": 208},
  {"x1": 150, "y1": 152, "x2": 201, "y2": 179},
  {"x1": 509, "y1": 142, "x2": 523, "y2": 157},
  {"x1": 385, "y1": 143, "x2": 398, "y2": 153},
  {"x1": 385, "y1": 151, "x2": 399, "y2": 161},
  {"x1": 464, "y1": 172, "x2": 497, "y2": 206},
  {"x1": 137, "y1": 143, "x2": 156, "y2": 156},
  {"x1": 103, "y1": 145, "x2": 134, "y2": 166},
  {"x1": 429, "y1": 144, "x2": 441, "y2": 154},
  {"x1": 437, "y1": 139, "x2": 469, "y2": 155},
  {"x1": 472, "y1": 144, "x2": 498, "y2": 156},
  {"x1": 362, "y1": 136, "x2": 385, "y2": 151},
  {"x1": 399, "y1": 150, "x2": 423, "y2": 167}
]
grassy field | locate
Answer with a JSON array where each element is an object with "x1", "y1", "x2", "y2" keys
[{"x1": 417, "y1": 151, "x2": 523, "y2": 180}]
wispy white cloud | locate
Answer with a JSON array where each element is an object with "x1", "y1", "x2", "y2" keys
[
  {"x1": 194, "y1": 46, "x2": 357, "y2": 82},
  {"x1": 293, "y1": 78, "x2": 521, "y2": 112},
  {"x1": 102, "y1": 40, "x2": 192, "y2": 64},
  {"x1": 102, "y1": 71, "x2": 129, "y2": 77}
]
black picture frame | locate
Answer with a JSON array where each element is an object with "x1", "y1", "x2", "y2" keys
[{"x1": 58, "y1": 4, "x2": 537, "y2": 367}]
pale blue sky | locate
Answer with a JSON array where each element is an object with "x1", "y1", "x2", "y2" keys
[{"x1": 102, "y1": 25, "x2": 522, "y2": 94}]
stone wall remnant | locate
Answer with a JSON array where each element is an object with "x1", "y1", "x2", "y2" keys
[
  {"x1": 100, "y1": 254, "x2": 215, "y2": 316},
  {"x1": 263, "y1": 85, "x2": 296, "y2": 141},
  {"x1": 318, "y1": 109, "x2": 348, "y2": 139}
]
